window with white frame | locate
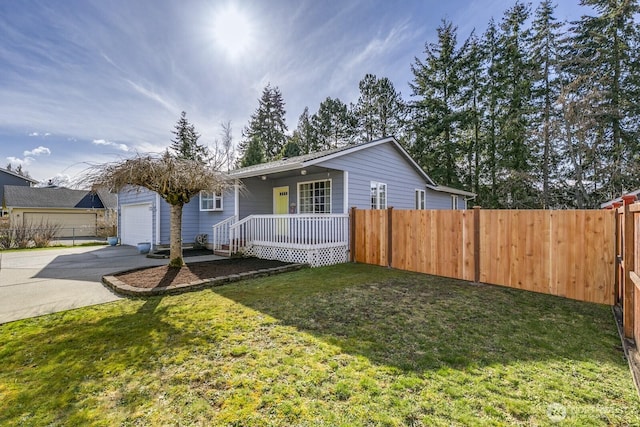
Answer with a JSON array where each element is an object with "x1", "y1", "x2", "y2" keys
[
  {"x1": 415, "y1": 189, "x2": 426, "y2": 209},
  {"x1": 371, "y1": 181, "x2": 387, "y2": 209},
  {"x1": 298, "y1": 179, "x2": 331, "y2": 213},
  {"x1": 451, "y1": 194, "x2": 459, "y2": 209},
  {"x1": 200, "y1": 191, "x2": 223, "y2": 211}
]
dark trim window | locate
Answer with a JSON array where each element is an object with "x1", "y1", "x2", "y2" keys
[
  {"x1": 371, "y1": 181, "x2": 387, "y2": 209},
  {"x1": 298, "y1": 179, "x2": 331, "y2": 213},
  {"x1": 200, "y1": 191, "x2": 223, "y2": 211}
]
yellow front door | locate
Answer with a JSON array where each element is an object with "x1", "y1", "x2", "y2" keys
[
  {"x1": 273, "y1": 186, "x2": 289, "y2": 214},
  {"x1": 273, "y1": 186, "x2": 289, "y2": 236}
]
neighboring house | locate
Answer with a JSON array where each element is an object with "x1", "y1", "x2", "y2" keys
[
  {"x1": 601, "y1": 189, "x2": 640, "y2": 209},
  {"x1": 0, "y1": 167, "x2": 38, "y2": 216},
  {"x1": 3, "y1": 185, "x2": 117, "y2": 237},
  {"x1": 118, "y1": 137, "x2": 475, "y2": 265}
]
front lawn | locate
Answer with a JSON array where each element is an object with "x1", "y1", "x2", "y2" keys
[{"x1": 1, "y1": 264, "x2": 638, "y2": 425}]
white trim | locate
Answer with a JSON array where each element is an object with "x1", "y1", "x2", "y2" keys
[
  {"x1": 199, "y1": 191, "x2": 223, "y2": 211},
  {"x1": 415, "y1": 189, "x2": 426, "y2": 210},
  {"x1": 451, "y1": 194, "x2": 459, "y2": 209},
  {"x1": 343, "y1": 170, "x2": 349, "y2": 214},
  {"x1": 370, "y1": 181, "x2": 387, "y2": 209},
  {"x1": 155, "y1": 194, "x2": 160, "y2": 247},
  {"x1": 426, "y1": 183, "x2": 475, "y2": 197},
  {"x1": 297, "y1": 179, "x2": 332, "y2": 214},
  {"x1": 234, "y1": 181, "x2": 240, "y2": 218}
]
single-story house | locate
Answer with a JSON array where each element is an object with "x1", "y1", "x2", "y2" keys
[
  {"x1": 118, "y1": 137, "x2": 475, "y2": 266},
  {"x1": 0, "y1": 167, "x2": 38, "y2": 217},
  {"x1": 3, "y1": 185, "x2": 117, "y2": 237}
]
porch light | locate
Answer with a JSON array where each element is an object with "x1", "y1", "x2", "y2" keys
[
  {"x1": 300, "y1": 169, "x2": 307, "y2": 175},
  {"x1": 261, "y1": 175, "x2": 267, "y2": 181}
]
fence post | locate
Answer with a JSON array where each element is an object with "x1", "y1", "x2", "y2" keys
[
  {"x1": 624, "y1": 203, "x2": 635, "y2": 338},
  {"x1": 350, "y1": 207, "x2": 357, "y2": 263},
  {"x1": 387, "y1": 207, "x2": 393, "y2": 268},
  {"x1": 473, "y1": 206, "x2": 481, "y2": 283}
]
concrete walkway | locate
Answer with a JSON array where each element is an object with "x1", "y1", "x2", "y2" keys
[{"x1": 0, "y1": 245, "x2": 221, "y2": 324}]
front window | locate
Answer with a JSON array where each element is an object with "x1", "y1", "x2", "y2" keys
[
  {"x1": 298, "y1": 179, "x2": 331, "y2": 213},
  {"x1": 200, "y1": 191, "x2": 223, "y2": 211},
  {"x1": 371, "y1": 182, "x2": 387, "y2": 209},
  {"x1": 415, "y1": 189, "x2": 426, "y2": 209}
]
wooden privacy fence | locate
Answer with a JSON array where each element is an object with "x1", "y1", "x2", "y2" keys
[
  {"x1": 616, "y1": 200, "x2": 640, "y2": 340},
  {"x1": 351, "y1": 207, "x2": 616, "y2": 306}
]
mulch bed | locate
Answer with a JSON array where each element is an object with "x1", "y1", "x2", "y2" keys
[{"x1": 115, "y1": 258, "x2": 290, "y2": 289}]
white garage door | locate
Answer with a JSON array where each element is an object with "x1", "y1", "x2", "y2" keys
[
  {"x1": 23, "y1": 212, "x2": 97, "y2": 238},
  {"x1": 121, "y1": 203, "x2": 153, "y2": 246}
]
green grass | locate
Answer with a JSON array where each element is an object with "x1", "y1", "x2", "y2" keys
[{"x1": 1, "y1": 263, "x2": 638, "y2": 426}]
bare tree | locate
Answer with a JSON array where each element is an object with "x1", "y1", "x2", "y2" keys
[
  {"x1": 220, "y1": 120, "x2": 234, "y2": 172},
  {"x1": 83, "y1": 152, "x2": 231, "y2": 267}
]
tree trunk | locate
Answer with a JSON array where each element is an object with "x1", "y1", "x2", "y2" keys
[{"x1": 169, "y1": 203, "x2": 185, "y2": 268}]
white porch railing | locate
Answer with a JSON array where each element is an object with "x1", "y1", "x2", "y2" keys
[
  {"x1": 227, "y1": 214, "x2": 350, "y2": 267},
  {"x1": 211, "y1": 215, "x2": 237, "y2": 254}
]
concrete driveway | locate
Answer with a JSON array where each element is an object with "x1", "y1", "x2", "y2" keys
[{"x1": 0, "y1": 245, "x2": 214, "y2": 324}]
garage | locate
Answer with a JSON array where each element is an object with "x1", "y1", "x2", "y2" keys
[
  {"x1": 23, "y1": 212, "x2": 97, "y2": 238},
  {"x1": 120, "y1": 203, "x2": 153, "y2": 246}
]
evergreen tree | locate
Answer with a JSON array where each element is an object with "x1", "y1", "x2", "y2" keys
[
  {"x1": 280, "y1": 139, "x2": 302, "y2": 158},
  {"x1": 312, "y1": 97, "x2": 356, "y2": 150},
  {"x1": 238, "y1": 84, "x2": 288, "y2": 163},
  {"x1": 239, "y1": 136, "x2": 265, "y2": 168},
  {"x1": 410, "y1": 19, "x2": 468, "y2": 187},
  {"x1": 530, "y1": 0, "x2": 564, "y2": 208},
  {"x1": 566, "y1": 0, "x2": 640, "y2": 200},
  {"x1": 290, "y1": 107, "x2": 318, "y2": 154},
  {"x1": 494, "y1": 2, "x2": 537, "y2": 208},
  {"x1": 170, "y1": 111, "x2": 208, "y2": 164},
  {"x1": 354, "y1": 74, "x2": 405, "y2": 143}
]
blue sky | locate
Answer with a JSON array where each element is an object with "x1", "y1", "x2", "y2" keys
[{"x1": 0, "y1": 0, "x2": 584, "y2": 184}]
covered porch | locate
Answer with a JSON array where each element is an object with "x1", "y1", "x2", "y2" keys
[{"x1": 212, "y1": 164, "x2": 350, "y2": 267}]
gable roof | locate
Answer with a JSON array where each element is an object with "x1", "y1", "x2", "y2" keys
[
  {"x1": 0, "y1": 167, "x2": 38, "y2": 184},
  {"x1": 3, "y1": 185, "x2": 112, "y2": 209},
  {"x1": 229, "y1": 137, "x2": 437, "y2": 185}
]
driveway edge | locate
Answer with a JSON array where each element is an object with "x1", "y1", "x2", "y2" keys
[{"x1": 102, "y1": 263, "x2": 308, "y2": 296}]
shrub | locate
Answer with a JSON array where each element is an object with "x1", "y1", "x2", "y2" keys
[{"x1": 31, "y1": 221, "x2": 61, "y2": 248}]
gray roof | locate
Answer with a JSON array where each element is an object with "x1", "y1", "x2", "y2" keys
[
  {"x1": 3, "y1": 185, "x2": 113, "y2": 209},
  {"x1": 0, "y1": 167, "x2": 38, "y2": 184},
  {"x1": 229, "y1": 137, "x2": 437, "y2": 185},
  {"x1": 95, "y1": 188, "x2": 118, "y2": 209}
]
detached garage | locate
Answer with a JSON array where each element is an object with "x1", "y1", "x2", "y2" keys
[
  {"x1": 3, "y1": 185, "x2": 116, "y2": 238},
  {"x1": 120, "y1": 203, "x2": 153, "y2": 246}
]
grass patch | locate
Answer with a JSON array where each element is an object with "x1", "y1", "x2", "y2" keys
[
  {"x1": 0, "y1": 242, "x2": 107, "y2": 253},
  {"x1": 1, "y1": 263, "x2": 638, "y2": 425}
]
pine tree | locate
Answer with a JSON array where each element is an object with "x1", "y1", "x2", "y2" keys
[
  {"x1": 239, "y1": 136, "x2": 265, "y2": 167},
  {"x1": 311, "y1": 97, "x2": 356, "y2": 150},
  {"x1": 566, "y1": 0, "x2": 640, "y2": 200},
  {"x1": 354, "y1": 74, "x2": 405, "y2": 143},
  {"x1": 530, "y1": 0, "x2": 564, "y2": 208},
  {"x1": 290, "y1": 107, "x2": 317, "y2": 154},
  {"x1": 170, "y1": 111, "x2": 208, "y2": 164},
  {"x1": 410, "y1": 19, "x2": 468, "y2": 187},
  {"x1": 280, "y1": 139, "x2": 301, "y2": 158},
  {"x1": 493, "y1": 2, "x2": 537, "y2": 208},
  {"x1": 238, "y1": 84, "x2": 288, "y2": 163}
]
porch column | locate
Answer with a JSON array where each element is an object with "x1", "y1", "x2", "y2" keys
[
  {"x1": 343, "y1": 171, "x2": 349, "y2": 214},
  {"x1": 234, "y1": 180, "x2": 240, "y2": 218}
]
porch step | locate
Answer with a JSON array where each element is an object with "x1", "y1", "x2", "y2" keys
[{"x1": 213, "y1": 249, "x2": 231, "y2": 257}]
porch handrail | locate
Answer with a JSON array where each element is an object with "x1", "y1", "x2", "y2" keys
[
  {"x1": 229, "y1": 214, "x2": 349, "y2": 253},
  {"x1": 211, "y1": 215, "x2": 237, "y2": 253}
]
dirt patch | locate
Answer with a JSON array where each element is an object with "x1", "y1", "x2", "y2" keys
[
  {"x1": 115, "y1": 258, "x2": 291, "y2": 288},
  {"x1": 148, "y1": 248, "x2": 214, "y2": 258}
]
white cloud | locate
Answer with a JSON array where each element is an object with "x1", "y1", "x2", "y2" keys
[
  {"x1": 23, "y1": 146, "x2": 51, "y2": 156},
  {"x1": 6, "y1": 156, "x2": 33, "y2": 166},
  {"x1": 28, "y1": 132, "x2": 39, "y2": 136},
  {"x1": 92, "y1": 139, "x2": 130, "y2": 152}
]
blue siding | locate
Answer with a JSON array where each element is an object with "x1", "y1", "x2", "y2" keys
[
  {"x1": 318, "y1": 143, "x2": 428, "y2": 210},
  {"x1": 197, "y1": 188, "x2": 236, "y2": 241},
  {"x1": 240, "y1": 172, "x2": 345, "y2": 215}
]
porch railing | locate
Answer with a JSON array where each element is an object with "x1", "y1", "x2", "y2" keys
[
  {"x1": 211, "y1": 215, "x2": 237, "y2": 254},
  {"x1": 229, "y1": 214, "x2": 350, "y2": 254}
]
